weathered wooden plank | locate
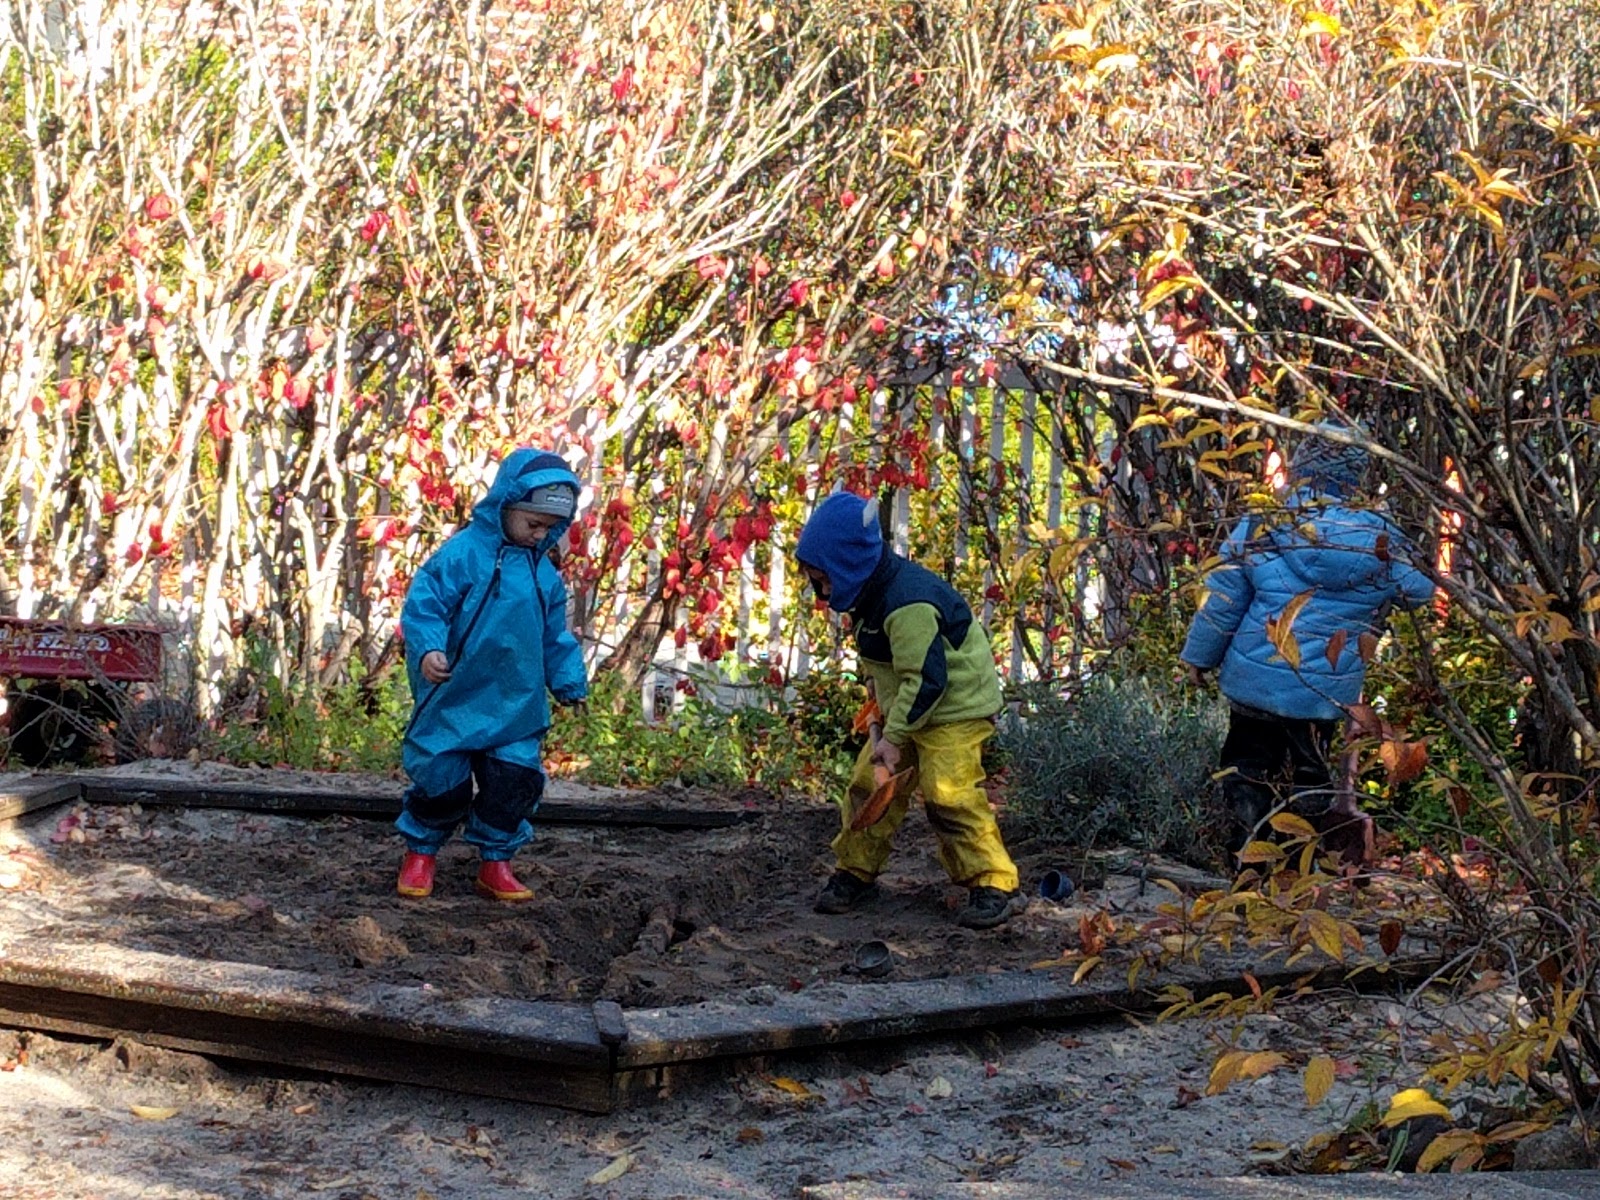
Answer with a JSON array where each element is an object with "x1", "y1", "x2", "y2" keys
[
  {"x1": 74, "y1": 779, "x2": 755, "y2": 829},
  {"x1": 0, "y1": 775, "x2": 81, "y2": 822},
  {"x1": 616, "y1": 950, "x2": 1439, "y2": 1070},
  {"x1": 0, "y1": 935, "x2": 617, "y2": 1109},
  {"x1": 0, "y1": 936, "x2": 606, "y2": 1061},
  {"x1": 0, "y1": 981, "x2": 617, "y2": 1112}
]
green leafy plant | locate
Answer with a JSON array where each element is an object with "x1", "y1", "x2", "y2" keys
[{"x1": 999, "y1": 673, "x2": 1228, "y2": 864}]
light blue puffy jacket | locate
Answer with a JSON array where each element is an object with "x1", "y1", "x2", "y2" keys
[
  {"x1": 401, "y1": 449, "x2": 588, "y2": 793},
  {"x1": 1180, "y1": 491, "x2": 1434, "y2": 721}
]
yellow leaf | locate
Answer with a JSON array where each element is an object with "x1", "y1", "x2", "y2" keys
[
  {"x1": 1239, "y1": 1050, "x2": 1288, "y2": 1080},
  {"x1": 586, "y1": 1153, "x2": 634, "y2": 1185},
  {"x1": 1486, "y1": 1120, "x2": 1551, "y2": 1142},
  {"x1": 1416, "y1": 1129, "x2": 1482, "y2": 1173},
  {"x1": 1382, "y1": 1088, "x2": 1452, "y2": 1127},
  {"x1": 1269, "y1": 812, "x2": 1318, "y2": 840},
  {"x1": 129, "y1": 1105, "x2": 180, "y2": 1121},
  {"x1": 1073, "y1": 955, "x2": 1104, "y2": 984},
  {"x1": 1299, "y1": 11, "x2": 1343, "y2": 36},
  {"x1": 1237, "y1": 839, "x2": 1285, "y2": 863},
  {"x1": 1127, "y1": 411, "x2": 1170, "y2": 432},
  {"x1": 1048, "y1": 26, "x2": 1097, "y2": 54},
  {"x1": 1207, "y1": 1049, "x2": 1249, "y2": 1095},
  {"x1": 1304, "y1": 1056, "x2": 1335, "y2": 1106},
  {"x1": 1141, "y1": 275, "x2": 1202, "y2": 310},
  {"x1": 1306, "y1": 910, "x2": 1345, "y2": 961},
  {"x1": 769, "y1": 1076, "x2": 816, "y2": 1098},
  {"x1": 1088, "y1": 44, "x2": 1140, "y2": 72}
]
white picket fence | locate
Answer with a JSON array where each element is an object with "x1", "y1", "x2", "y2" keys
[{"x1": 570, "y1": 364, "x2": 1110, "y2": 719}]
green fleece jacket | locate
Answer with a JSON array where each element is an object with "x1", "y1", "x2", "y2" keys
[{"x1": 848, "y1": 550, "x2": 1003, "y2": 744}]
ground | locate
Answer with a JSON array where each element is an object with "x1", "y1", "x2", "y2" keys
[
  {"x1": 0, "y1": 995, "x2": 1427, "y2": 1200},
  {"x1": 0, "y1": 765, "x2": 1544, "y2": 1197},
  {"x1": 4, "y1": 766, "x2": 1165, "y2": 1007}
]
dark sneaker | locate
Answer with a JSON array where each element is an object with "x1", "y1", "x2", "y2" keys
[
  {"x1": 958, "y1": 886, "x2": 1024, "y2": 929},
  {"x1": 814, "y1": 870, "x2": 878, "y2": 914}
]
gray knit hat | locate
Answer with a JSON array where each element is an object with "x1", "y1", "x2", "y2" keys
[
  {"x1": 504, "y1": 483, "x2": 576, "y2": 519},
  {"x1": 1291, "y1": 426, "x2": 1370, "y2": 497}
]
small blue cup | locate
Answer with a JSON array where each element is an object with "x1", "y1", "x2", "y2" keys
[{"x1": 1038, "y1": 869, "x2": 1075, "y2": 903}]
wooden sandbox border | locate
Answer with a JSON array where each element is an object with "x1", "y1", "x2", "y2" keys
[{"x1": 0, "y1": 774, "x2": 1440, "y2": 1112}]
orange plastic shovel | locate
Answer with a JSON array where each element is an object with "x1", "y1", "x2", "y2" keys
[{"x1": 849, "y1": 695, "x2": 914, "y2": 832}]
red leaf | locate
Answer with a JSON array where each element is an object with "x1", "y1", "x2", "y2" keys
[
  {"x1": 610, "y1": 64, "x2": 634, "y2": 104},
  {"x1": 144, "y1": 193, "x2": 175, "y2": 222},
  {"x1": 1379, "y1": 919, "x2": 1403, "y2": 957}
]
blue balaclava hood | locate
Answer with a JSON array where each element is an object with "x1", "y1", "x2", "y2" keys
[
  {"x1": 473, "y1": 448, "x2": 582, "y2": 550},
  {"x1": 1290, "y1": 425, "x2": 1370, "y2": 498},
  {"x1": 795, "y1": 491, "x2": 884, "y2": 612}
]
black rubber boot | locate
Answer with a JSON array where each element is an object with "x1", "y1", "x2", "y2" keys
[
  {"x1": 958, "y1": 886, "x2": 1024, "y2": 929},
  {"x1": 813, "y1": 870, "x2": 879, "y2": 914}
]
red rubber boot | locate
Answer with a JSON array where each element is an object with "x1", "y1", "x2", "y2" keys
[
  {"x1": 475, "y1": 860, "x2": 534, "y2": 902},
  {"x1": 396, "y1": 852, "x2": 436, "y2": 898}
]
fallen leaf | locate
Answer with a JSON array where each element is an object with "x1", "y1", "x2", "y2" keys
[
  {"x1": 1304, "y1": 1056, "x2": 1335, "y2": 1107},
  {"x1": 769, "y1": 1076, "x2": 815, "y2": 1099},
  {"x1": 1106, "y1": 1157, "x2": 1138, "y2": 1171},
  {"x1": 1416, "y1": 1129, "x2": 1482, "y2": 1173},
  {"x1": 984, "y1": 1062, "x2": 999, "y2": 1078},
  {"x1": 925, "y1": 1076, "x2": 953, "y2": 1099},
  {"x1": 1173, "y1": 1085, "x2": 1203, "y2": 1108},
  {"x1": 1382, "y1": 1087, "x2": 1452, "y2": 1126},
  {"x1": 129, "y1": 1105, "x2": 180, "y2": 1121},
  {"x1": 1057, "y1": 1036, "x2": 1085, "y2": 1049},
  {"x1": 292, "y1": 1102, "x2": 317, "y2": 1116},
  {"x1": 1151, "y1": 1144, "x2": 1180, "y2": 1154},
  {"x1": 586, "y1": 1153, "x2": 633, "y2": 1185},
  {"x1": 735, "y1": 1126, "x2": 764, "y2": 1144}
]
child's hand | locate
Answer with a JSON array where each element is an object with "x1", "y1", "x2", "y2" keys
[
  {"x1": 872, "y1": 737, "x2": 903, "y2": 775},
  {"x1": 1185, "y1": 664, "x2": 1209, "y2": 689},
  {"x1": 420, "y1": 651, "x2": 452, "y2": 684}
]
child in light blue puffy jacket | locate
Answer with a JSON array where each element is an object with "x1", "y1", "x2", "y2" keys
[
  {"x1": 394, "y1": 448, "x2": 589, "y2": 902},
  {"x1": 1181, "y1": 427, "x2": 1433, "y2": 859}
]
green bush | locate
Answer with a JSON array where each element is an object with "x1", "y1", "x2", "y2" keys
[
  {"x1": 998, "y1": 673, "x2": 1227, "y2": 865},
  {"x1": 212, "y1": 644, "x2": 410, "y2": 773},
  {"x1": 544, "y1": 669, "x2": 856, "y2": 797}
]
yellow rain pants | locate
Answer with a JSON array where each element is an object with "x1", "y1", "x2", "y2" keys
[{"x1": 832, "y1": 718, "x2": 1019, "y2": 892}]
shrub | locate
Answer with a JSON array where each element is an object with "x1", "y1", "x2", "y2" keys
[
  {"x1": 544, "y1": 669, "x2": 855, "y2": 798},
  {"x1": 998, "y1": 674, "x2": 1227, "y2": 865}
]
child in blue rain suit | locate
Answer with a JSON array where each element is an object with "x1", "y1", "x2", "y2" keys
[
  {"x1": 1180, "y1": 427, "x2": 1433, "y2": 861},
  {"x1": 394, "y1": 449, "x2": 588, "y2": 901}
]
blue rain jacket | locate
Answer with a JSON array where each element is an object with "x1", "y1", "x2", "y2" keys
[
  {"x1": 1180, "y1": 491, "x2": 1433, "y2": 721},
  {"x1": 400, "y1": 449, "x2": 588, "y2": 795}
]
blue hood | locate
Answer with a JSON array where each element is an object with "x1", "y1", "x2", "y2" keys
[
  {"x1": 796, "y1": 492, "x2": 884, "y2": 612},
  {"x1": 473, "y1": 449, "x2": 582, "y2": 552}
]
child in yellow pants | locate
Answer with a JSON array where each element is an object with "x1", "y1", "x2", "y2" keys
[{"x1": 797, "y1": 492, "x2": 1022, "y2": 929}]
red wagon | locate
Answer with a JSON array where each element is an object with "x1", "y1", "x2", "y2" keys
[{"x1": 0, "y1": 617, "x2": 183, "y2": 766}]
